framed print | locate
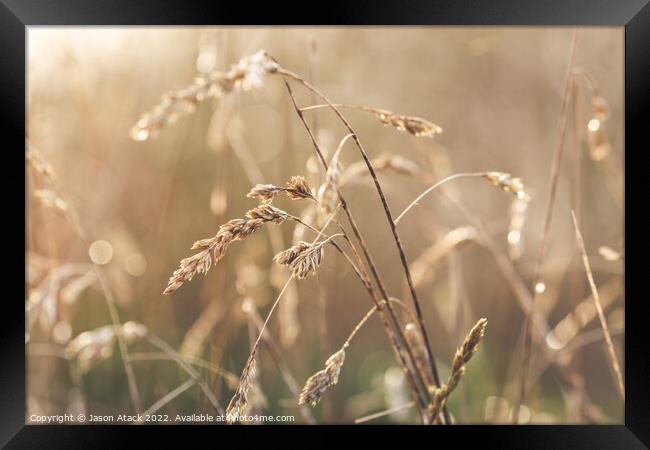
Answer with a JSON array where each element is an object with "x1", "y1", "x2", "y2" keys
[{"x1": 2, "y1": 0, "x2": 648, "y2": 447}]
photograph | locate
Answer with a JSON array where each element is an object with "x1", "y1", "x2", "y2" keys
[{"x1": 25, "y1": 26, "x2": 625, "y2": 426}]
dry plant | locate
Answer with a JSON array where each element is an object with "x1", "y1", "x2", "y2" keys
[
  {"x1": 163, "y1": 204, "x2": 289, "y2": 294},
  {"x1": 428, "y1": 318, "x2": 487, "y2": 422},
  {"x1": 27, "y1": 29, "x2": 623, "y2": 426},
  {"x1": 139, "y1": 49, "x2": 546, "y2": 425},
  {"x1": 570, "y1": 211, "x2": 624, "y2": 400}
]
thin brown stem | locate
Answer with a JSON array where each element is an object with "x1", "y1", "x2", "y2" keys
[
  {"x1": 571, "y1": 211, "x2": 625, "y2": 400},
  {"x1": 354, "y1": 401, "x2": 416, "y2": 424},
  {"x1": 244, "y1": 301, "x2": 317, "y2": 424},
  {"x1": 280, "y1": 68, "x2": 448, "y2": 423},
  {"x1": 282, "y1": 78, "x2": 432, "y2": 421},
  {"x1": 292, "y1": 209, "x2": 429, "y2": 417},
  {"x1": 139, "y1": 379, "x2": 195, "y2": 419},
  {"x1": 395, "y1": 172, "x2": 486, "y2": 225},
  {"x1": 144, "y1": 332, "x2": 224, "y2": 414},
  {"x1": 514, "y1": 29, "x2": 579, "y2": 423}
]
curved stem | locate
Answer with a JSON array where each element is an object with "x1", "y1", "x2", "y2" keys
[
  {"x1": 394, "y1": 172, "x2": 486, "y2": 225},
  {"x1": 571, "y1": 211, "x2": 624, "y2": 400},
  {"x1": 144, "y1": 331, "x2": 224, "y2": 414},
  {"x1": 514, "y1": 29, "x2": 579, "y2": 423},
  {"x1": 290, "y1": 215, "x2": 365, "y2": 281},
  {"x1": 282, "y1": 79, "x2": 430, "y2": 419},
  {"x1": 280, "y1": 67, "x2": 449, "y2": 424}
]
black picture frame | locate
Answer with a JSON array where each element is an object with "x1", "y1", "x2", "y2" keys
[{"x1": 3, "y1": 0, "x2": 648, "y2": 448}]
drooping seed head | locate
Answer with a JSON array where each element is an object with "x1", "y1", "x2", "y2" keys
[
  {"x1": 370, "y1": 108, "x2": 442, "y2": 138},
  {"x1": 483, "y1": 172, "x2": 529, "y2": 200},
  {"x1": 225, "y1": 353, "x2": 257, "y2": 424},
  {"x1": 163, "y1": 205, "x2": 288, "y2": 295},
  {"x1": 285, "y1": 175, "x2": 314, "y2": 200},
  {"x1": 130, "y1": 50, "x2": 277, "y2": 142},
  {"x1": 274, "y1": 241, "x2": 326, "y2": 279},
  {"x1": 317, "y1": 148, "x2": 343, "y2": 214},
  {"x1": 246, "y1": 184, "x2": 284, "y2": 202},
  {"x1": 273, "y1": 241, "x2": 311, "y2": 266},
  {"x1": 245, "y1": 204, "x2": 288, "y2": 223},
  {"x1": 299, "y1": 348, "x2": 346, "y2": 406}
]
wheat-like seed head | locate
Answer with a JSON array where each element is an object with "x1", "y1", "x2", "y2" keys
[
  {"x1": 273, "y1": 240, "x2": 326, "y2": 279},
  {"x1": 246, "y1": 184, "x2": 284, "y2": 202},
  {"x1": 246, "y1": 176, "x2": 314, "y2": 203},
  {"x1": 451, "y1": 318, "x2": 487, "y2": 376},
  {"x1": 298, "y1": 348, "x2": 346, "y2": 406},
  {"x1": 244, "y1": 204, "x2": 288, "y2": 223},
  {"x1": 285, "y1": 175, "x2": 314, "y2": 200},
  {"x1": 225, "y1": 352, "x2": 257, "y2": 424},
  {"x1": 163, "y1": 205, "x2": 288, "y2": 294},
  {"x1": 368, "y1": 107, "x2": 442, "y2": 138},
  {"x1": 130, "y1": 50, "x2": 278, "y2": 142},
  {"x1": 428, "y1": 318, "x2": 487, "y2": 420},
  {"x1": 483, "y1": 172, "x2": 529, "y2": 200}
]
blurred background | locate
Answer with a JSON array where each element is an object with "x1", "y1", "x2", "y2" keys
[{"x1": 26, "y1": 27, "x2": 623, "y2": 424}]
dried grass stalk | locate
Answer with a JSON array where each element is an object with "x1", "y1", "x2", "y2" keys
[
  {"x1": 163, "y1": 205, "x2": 288, "y2": 294},
  {"x1": 571, "y1": 211, "x2": 624, "y2": 400},
  {"x1": 130, "y1": 50, "x2": 278, "y2": 141},
  {"x1": 428, "y1": 318, "x2": 487, "y2": 421}
]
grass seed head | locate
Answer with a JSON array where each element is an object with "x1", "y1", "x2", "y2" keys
[{"x1": 299, "y1": 348, "x2": 346, "y2": 406}]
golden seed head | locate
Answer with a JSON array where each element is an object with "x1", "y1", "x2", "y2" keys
[
  {"x1": 225, "y1": 354, "x2": 257, "y2": 424},
  {"x1": 299, "y1": 348, "x2": 346, "y2": 406},
  {"x1": 274, "y1": 241, "x2": 326, "y2": 279},
  {"x1": 285, "y1": 175, "x2": 313, "y2": 200},
  {"x1": 483, "y1": 172, "x2": 529, "y2": 200},
  {"x1": 130, "y1": 50, "x2": 276, "y2": 142},
  {"x1": 164, "y1": 204, "x2": 287, "y2": 294},
  {"x1": 246, "y1": 184, "x2": 284, "y2": 202},
  {"x1": 370, "y1": 108, "x2": 442, "y2": 138}
]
